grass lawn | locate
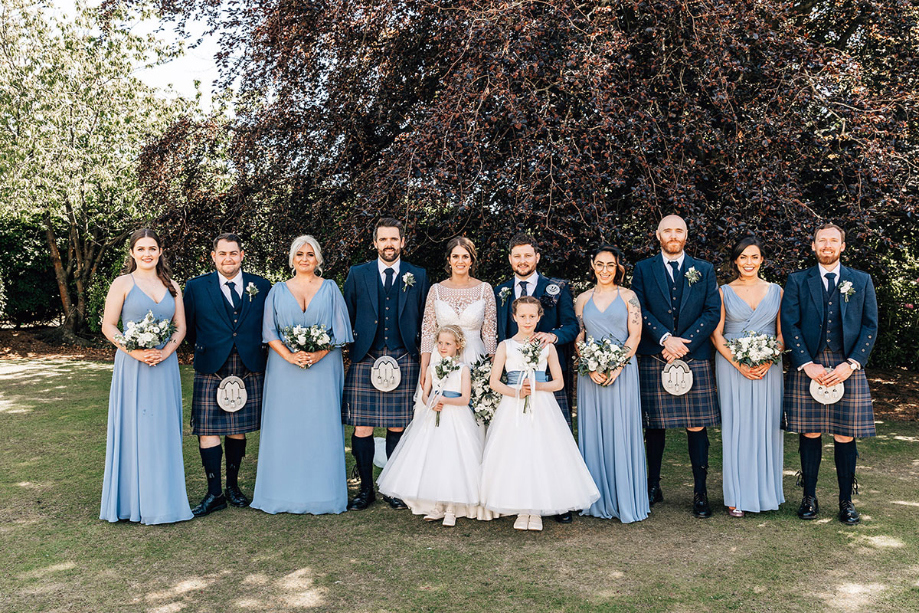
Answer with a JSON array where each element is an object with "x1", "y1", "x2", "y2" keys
[{"x1": 1, "y1": 359, "x2": 918, "y2": 612}]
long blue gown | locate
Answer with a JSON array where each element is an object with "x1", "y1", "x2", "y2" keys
[
  {"x1": 251, "y1": 279, "x2": 353, "y2": 515},
  {"x1": 100, "y1": 283, "x2": 193, "y2": 525},
  {"x1": 716, "y1": 284, "x2": 785, "y2": 513},
  {"x1": 577, "y1": 291, "x2": 649, "y2": 523}
]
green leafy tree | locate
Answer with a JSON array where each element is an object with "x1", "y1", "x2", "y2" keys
[{"x1": 0, "y1": 0, "x2": 189, "y2": 339}]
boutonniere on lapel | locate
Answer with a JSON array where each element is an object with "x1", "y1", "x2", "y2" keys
[
  {"x1": 684, "y1": 267, "x2": 701, "y2": 286},
  {"x1": 539, "y1": 281, "x2": 563, "y2": 309},
  {"x1": 245, "y1": 282, "x2": 259, "y2": 302},
  {"x1": 499, "y1": 286, "x2": 512, "y2": 306},
  {"x1": 838, "y1": 280, "x2": 855, "y2": 302},
  {"x1": 401, "y1": 272, "x2": 415, "y2": 292}
]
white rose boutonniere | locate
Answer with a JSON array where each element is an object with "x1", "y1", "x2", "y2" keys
[
  {"x1": 402, "y1": 272, "x2": 415, "y2": 292},
  {"x1": 685, "y1": 267, "x2": 701, "y2": 285},
  {"x1": 838, "y1": 280, "x2": 855, "y2": 302},
  {"x1": 245, "y1": 282, "x2": 259, "y2": 302},
  {"x1": 499, "y1": 286, "x2": 512, "y2": 306}
]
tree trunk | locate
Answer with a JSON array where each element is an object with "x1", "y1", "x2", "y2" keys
[{"x1": 43, "y1": 208, "x2": 74, "y2": 331}]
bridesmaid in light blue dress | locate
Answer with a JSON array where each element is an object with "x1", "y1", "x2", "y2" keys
[
  {"x1": 251, "y1": 235, "x2": 353, "y2": 515},
  {"x1": 574, "y1": 245, "x2": 649, "y2": 523},
  {"x1": 712, "y1": 236, "x2": 785, "y2": 516},
  {"x1": 100, "y1": 229, "x2": 193, "y2": 525}
]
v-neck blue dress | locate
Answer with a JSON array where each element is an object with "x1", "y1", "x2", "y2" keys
[
  {"x1": 100, "y1": 283, "x2": 193, "y2": 525},
  {"x1": 251, "y1": 279, "x2": 353, "y2": 514},
  {"x1": 716, "y1": 284, "x2": 785, "y2": 512}
]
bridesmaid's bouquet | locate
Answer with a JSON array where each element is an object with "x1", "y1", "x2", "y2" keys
[
  {"x1": 518, "y1": 337, "x2": 544, "y2": 413},
  {"x1": 470, "y1": 356, "x2": 501, "y2": 426},
  {"x1": 576, "y1": 336, "x2": 631, "y2": 377},
  {"x1": 116, "y1": 310, "x2": 176, "y2": 351},
  {"x1": 725, "y1": 331, "x2": 783, "y2": 367},
  {"x1": 431, "y1": 356, "x2": 461, "y2": 427},
  {"x1": 280, "y1": 324, "x2": 337, "y2": 355}
]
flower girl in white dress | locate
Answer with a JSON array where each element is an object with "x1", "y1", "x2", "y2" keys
[
  {"x1": 377, "y1": 325, "x2": 483, "y2": 526},
  {"x1": 481, "y1": 297, "x2": 600, "y2": 531}
]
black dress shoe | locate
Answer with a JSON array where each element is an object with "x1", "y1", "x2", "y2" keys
[
  {"x1": 347, "y1": 487, "x2": 376, "y2": 510},
  {"x1": 692, "y1": 492, "x2": 712, "y2": 518},
  {"x1": 382, "y1": 495, "x2": 408, "y2": 510},
  {"x1": 838, "y1": 500, "x2": 860, "y2": 525},
  {"x1": 192, "y1": 493, "x2": 227, "y2": 517},
  {"x1": 225, "y1": 484, "x2": 251, "y2": 508},
  {"x1": 797, "y1": 495, "x2": 819, "y2": 520},
  {"x1": 648, "y1": 484, "x2": 664, "y2": 507},
  {"x1": 555, "y1": 512, "x2": 573, "y2": 524}
]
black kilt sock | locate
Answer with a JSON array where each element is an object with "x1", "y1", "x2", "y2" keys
[
  {"x1": 834, "y1": 439, "x2": 858, "y2": 502},
  {"x1": 645, "y1": 429, "x2": 666, "y2": 487},
  {"x1": 687, "y1": 428, "x2": 710, "y2": 495},
  {"x1": 799, "y1": 434, "x2": 822, "y2": 498},
  {"x1": 352, "y1": 433, "x2": 375, "y2": 491},
  {"x1": 199, "y1": 445, "x2": 223, "y2": 496},
  {"x1": 224, "y1": 437, "x2": 246, "y2": 489},
  {"x1": 385, "y1": 429, "x2": 403, "y2": 459}
]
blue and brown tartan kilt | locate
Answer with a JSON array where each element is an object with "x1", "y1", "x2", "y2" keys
[
  {"x1": 191, "y1": 349, "x2": 264, "y2": 436},
  {"x1": 638, "y1": 355, "x2": 720, "y2": 429},
  {"x1": 783, "y1": 349, "x2": 875, "y2": 438},
  {"x1": 342, "y1": 349, "x2": 420, "y2": 428},
  {"x1": 552, "y1": 382, "x2": 572, "y2": 427}
]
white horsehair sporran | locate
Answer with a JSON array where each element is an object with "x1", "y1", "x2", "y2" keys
[
  {"x1": 216, "y1": 375, "x2": 248, "y2": 412},
  {"x1": 809, "y1": 368, "x2": 845, "y2": 405},
  {"x1": 371, "y1": 355, "x2": 401, "y2": 392},
  {"x1": 662, "y1": 359, "x2": 693, "y2": 396}
]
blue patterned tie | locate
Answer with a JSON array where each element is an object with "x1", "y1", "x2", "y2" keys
[{"x1": 519, "y1": 280, "x2": 528, "y2": 297}]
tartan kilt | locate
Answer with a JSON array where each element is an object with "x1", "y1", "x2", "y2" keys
[
  {"x1": 783, "y1": 349, "x2": 875, "y2": 438},
  {"x1": 552, "y1": 381, "x2": 572, "y2": 427},
  {"x1": 191, "y1": 349, "x2": 264, "y2": 435},
  {"x1": 638, "y1": 356, "x2": 720, "y2": 429},
  {"x1": 342, "y1": 349, "x2": 420, "y2": 428}
]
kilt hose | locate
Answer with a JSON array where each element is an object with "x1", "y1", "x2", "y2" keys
[
  {"x1": 638, "y1": 355, "x2": 721, "y2": 429},
  {"x1": 784, "y1": 349, "x2": 875, "y2": 438},
  {"x1": 342, "y1": 349, "x2": 420, "y2": 428},
  {"x1": 191, "y1": 348, "x2": 264, "y2": 436}
]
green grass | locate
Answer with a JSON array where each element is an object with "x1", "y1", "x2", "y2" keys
[{"x1": 1, "y1": 359, "x2": 918, "y2": 612}]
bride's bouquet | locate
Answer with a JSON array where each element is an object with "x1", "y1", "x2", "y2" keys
[
  {"x1": 116, "y1": 310, "x2": 176, "y2": 351},
  {"x1": 518, "y1": 337, "x2": 544, "y2": 413},
  {"x1": 725, "y1": 331, "x2": 783, "y2": 367},
  {"x1": 470, "y1": 356, "x2": 501, "y2": 426},
  {"x1": 280, "y1": 324, "x2": 337, "y2": 353},
  {"x1": 576, "y1": 336, "x2": 631, "y2": 377}
]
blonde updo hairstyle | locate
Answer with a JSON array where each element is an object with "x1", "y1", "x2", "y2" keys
[
  {"x1": 288, "y1": 234, "x2": 324, "y2": 276},
  {"x1": 512, "y1": 295, "x2": 544, "y2": 317},
  {"x1": 435, "y1": 324, "x2": 467, "y2": 354}
]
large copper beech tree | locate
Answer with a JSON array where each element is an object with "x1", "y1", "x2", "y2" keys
[{"x1": 136, "y1": 0, "x2": 917, "y2": 283}]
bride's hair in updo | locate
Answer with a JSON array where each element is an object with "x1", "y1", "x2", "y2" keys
[
  {"x1": 444, "y1": 236, "x2": 478, "y2": 275},
  {"x1": 435, "y1": 324, "x2": 466, "y2": 354}
]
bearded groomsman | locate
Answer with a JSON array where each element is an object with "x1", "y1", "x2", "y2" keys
[
  {"x1": 495, "y1": 232, "x2": 579, "y2": 524},
  {"x1": 184, "y1": 233, "x2": 272, "y2": 516},
  {"x1": 342, "y1": 218, "x2": 429, "y2": 510},
  {"x1": 781, "y1": 223, "x2": 878, "y2": 525},
  {"x1": 632, "y1": 215, "x2": 722, "y2": 518}
]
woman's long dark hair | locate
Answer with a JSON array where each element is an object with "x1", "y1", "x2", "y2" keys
[
  {"x1": 124, "y1": 228, "x2": 177, "y2": 296},
  {"x1": 728, "y1": 235, "x2": 766, "y2": 278}
]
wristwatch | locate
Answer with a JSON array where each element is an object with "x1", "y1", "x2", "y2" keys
[{"x1": 847, "y1": 359, "x2": 860, "y2": 371}]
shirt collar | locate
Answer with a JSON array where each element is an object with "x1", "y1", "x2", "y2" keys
[
  {"x1": 661, "y1": 251, "x2": 685, "y2": 268},
  {"x1": 378, "y1": 258, "x2": 401, "y2": 276},
  {"x1": 218, "y1": 269, "x2": 244, "y2": 288},
  {"x1": 514, "y1": 271, "x2": 539, "y2": 286},
  {"x1": 818, "y1": 262, "x2": 841, "y2": 279}
]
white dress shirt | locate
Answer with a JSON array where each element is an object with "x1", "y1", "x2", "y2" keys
[
  {"x1": 378, "y1": 258, "x2": 401, "y2": 287},
  {"x1": 662, "y1": 251, "x2": 686, "y2": 280},
  {"x1": 218, "y1": 270, "x2": 244, "y2": 305},
  {"x1": 818, "y1": 262, "x2": 842, "y2": 290},
  {"x1": 514, "y1": 271, "x2": 539, "y2": 299}
]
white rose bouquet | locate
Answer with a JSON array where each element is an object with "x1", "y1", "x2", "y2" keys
[
  {"x1": 725, "y1": 331, "x2": 783, "y2": 367},
  {"x1": 280, "y1": 324, "x2": 337, "y2": 354},
  {"x1": 469, "y1": 356, "x2": 501, "y2": 426},
  {"x1": 116, "y1": 310, "x2": 176, "y2": 351},
  {"x1": 576, "y1": 336, "x2": 631, "y2": 378}
]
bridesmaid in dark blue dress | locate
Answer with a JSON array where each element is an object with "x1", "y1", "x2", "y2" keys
[
  {"x1": 574, "y1": 245, "x2": 649, "y2": 523},
  {"x1": 711, "y1": 236, "x2": 785, "y2": 517},
  {"x1": 251, "y1": 235, "x2": 353, "y2": 514},
  {"x1": 100, "y1": 229, "x2": 193, "y2": 525}
]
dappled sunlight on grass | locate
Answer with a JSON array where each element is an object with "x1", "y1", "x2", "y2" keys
[
  {"x1": 891, "y1": 500, "x2": 919, "y2": 507},
  {"x1": 17, "y1": 562, "x2": 76, "y2": 580},
  {"x1": 146, "y1": 577, "x2": 213, "y2": 601},
  {"x1": 232, "y1": 568, "x2": 326, "y2": 609},
  {"x1": 817, "y1": 582, "x2": 886, "y2": 610}
]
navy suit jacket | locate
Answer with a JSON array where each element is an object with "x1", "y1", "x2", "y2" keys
[
  {"x1": 494, "y1": 273, "x2": 579, "y2": 371},
  {"x1": 184, "y1": 271, "x2": 272, "y2": 374},
  {"x1": 780, "y1": 264, "x2": 878, "y2": 369},
  {"x1": 631, "y1": 253, "x2": 721, "y2": 359},
  {"x1": 342, "y1": 260, "x2": 429, "y2": 362}
]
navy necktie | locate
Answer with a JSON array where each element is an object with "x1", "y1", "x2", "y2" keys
[
  {"x1": 668, "y1": 261, "x2": 680, "y2": 281},
  {"x1": 825, "y1": 272, "x2": 837, "y2": 297},
  {"x1": 226, "y1": 281, "x2": 241, "y2": 310},
  {"x1": 519, "y1": 280, "x2": 529, "y2": 297},
  {"x1": 384, "y1": 267, "x2": 394, "y2": 292}
]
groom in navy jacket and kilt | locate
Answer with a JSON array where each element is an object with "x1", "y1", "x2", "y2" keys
[
  {"x1": 342, "y1": 218, "x2": 429, "y2": 510},
  {"x1": 632, "y1": 215, "x2": 722, "y2": 518},
  {"x1": 781, "y1": 223, "x2": 878, "y2": 525},
  {"x1": 184, "y1": 233, "x2": 272, "y2": 516}
]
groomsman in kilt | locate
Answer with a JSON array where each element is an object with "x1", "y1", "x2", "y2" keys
[
  {"x1": 184, "y1": 233, "x2": 272, "y2": 516},
  {"x1": 632, "y1": 215, "x2": 722, "y2": 518},
  {"x1": 495, "y1": 232, "x2": 579, "y2": 524},
  {"x1": 781, "y1": 223, "x2": 878, "y2": 525},
  {"x1": 342, "y1": 218, "x2": 429, "y2": 510}
]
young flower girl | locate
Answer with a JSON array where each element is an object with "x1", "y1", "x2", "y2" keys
[
  {"x1": 480, "y1": 296, "x2": 600, "y2": 531},
  {"x1": 377, "y1": 325, "x2": 483, "y2": 526}
]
